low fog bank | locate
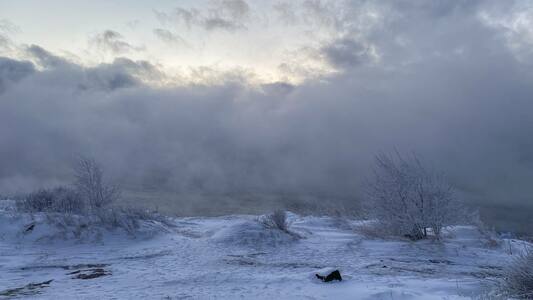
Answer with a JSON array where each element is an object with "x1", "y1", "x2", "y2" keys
[
  {"x1": 2, "y1": 1, "x2": 533, "y2": 234},
  {"x1": 1, "y1": 49, "x2": 532, "y2": 234}
]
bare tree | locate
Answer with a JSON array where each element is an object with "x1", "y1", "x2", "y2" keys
[
  {"x1": 73, "y1": 157, "x2": 120, "y2": 210},
  {"x1": 365, "y1": 151, "x2": 464, "y2": 239}
]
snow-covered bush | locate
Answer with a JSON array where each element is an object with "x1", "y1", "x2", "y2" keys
[
  {"x1": 259, "y1": 209, "x2": 290, "y2": 233},
  {"x1": 16, "y1": 189, "x2": 54, "y2": 212},
  {"x1": 18, "y1": 197, "x2": 170, "y2": 236},
  {"x1": 16, "y1": 157, "x2": 120, "y2": 214},
  {"x1": 94, "y1": 208, "x2": 142, "y2": 233},
  {"x1": 365, "y1": 152, "x2": 465, "y2": 240},
  {"x1": 74, "y1": 157, "x2": 120, "y2": 210},
  {"x1": 16, "y1": 186, "x2": 85, "y2": 214},
  {"x1": 11, "y1": 158, "x2": 170, "y2": 238},
  {"x1": 504, "y1": 247, "x2": 533, "y2": 298},
  {"x1": 35, "y1": 206, "x2": 171, "y2": 240},
  {"x1": 474, "y1": 214, "x2": 503, "y2": 248},
  {"x1": 95, "y1": 207, "x2": 172, "y2": 233},
  {"x1": 355, "y1": 221, "x2": 391, "y2": 239}
]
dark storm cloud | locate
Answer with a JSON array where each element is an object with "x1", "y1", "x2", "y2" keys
[{"x1": 1, "y1": 0, "x2": 533, "y2": 231}]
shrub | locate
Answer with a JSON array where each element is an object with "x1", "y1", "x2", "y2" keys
[
  {"x1": 16, "y1": 189, "x2": 53, "y2": 212},
  {"x1": 39, "y1": 206, "x2": 171, "y2": 240},
  {"x1": 16, "y1": 186, "x2": 84, "y2": 214},
  {"x1": 94, "y1": 207, "x2": 172, "y2": 233},
  {"x1": 94, "y1": 208, "x2": 140, "y2": 233},
  {"x1": 52, "y1": 186, "x2": 86, "y2": 213},
  {"x1": 365, "y1": 151, "x2": 465, "y2": 240},
  {"x1": 16, "y1": 157, "x2": 120, "y2": 214},
  {"x1": 259, "y1": 209, "x2": 290, "y2": 233},
  {"x1": 13, "y1": 157, "x2": 170, "y2": 237},
  {"x1": 504, "y1": 247, "x2": 533, "y2": 298},
  {"x1": 355, "y1": 221, "x2": 392, "y2": 239},
  {"x1": 474, "y1": 215, "x2": 503, "y2": 248}
]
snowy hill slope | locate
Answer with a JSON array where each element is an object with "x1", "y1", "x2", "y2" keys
[{"x1": 0, "y1": 203, "x2": 528, "y2": 299}]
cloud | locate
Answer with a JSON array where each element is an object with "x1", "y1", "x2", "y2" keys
[
  {"x1": 79, "y1": 58, "x2": 145, "y2": 91},
  {"x1": 218, "y1": 0, "x2": 250, "y2": 18},
  {"x1": 153, "y1": 28, "x2": 187, "y2": 46},
  {"x1": 154, "y1": 8, "x2": 197, "y2": 29},
  {"x1": 319, "y1": 37, "x2": 375, "y2": 69},
  {"x1": 479, "y1": 1, "x2": 533, "y2": 62},
  {"x1": 2, "y1": 1, "x2": 533, "y2": 231},
  {"x1": 273, "y1": 2, "x2": 299, "y2": 26},
  {"x1": 126, "y1": 20, "x2": 141, "y2": 30},
  {"x1": 301, "y1": 0, "x2": 340, "y2": 28},
  {"x1": 0, "y1": 57, "x2": 35, "y2": 92},
  {"x1": 155, "y1": 0, "x2": 251, "y2": 32},
  {"x1": 271, "y1": 0, "x2": 341, "y2": 28},
  {"x1": 19, "y1": 47, "x2": 163, "y2": 91},
  {"x1": 90, "y1": 30, "x2": 144, "y2": 55},
  {"x1": 203, "y1": 17, "x2": 243, "y2": 31},
  {"x1": 25, "y1": 45, "x2": 69, "y2": 68},
  {"x1": 0, "y1": 19, "x2": 19, "y2": 34},
  {"x1": 0, "y1": 35, "x2": 10, "y2": 51},
  {"x1": 0, "y1": 19, "x2": 18, "y2": 52}
]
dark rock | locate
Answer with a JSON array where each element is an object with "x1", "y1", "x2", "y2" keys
[
  {"x1": 315, "y1": 270, "x2": 342, "y2": 282},
  {"x1": 24, "y1": 223, "x2": 35, "y2": 233}
]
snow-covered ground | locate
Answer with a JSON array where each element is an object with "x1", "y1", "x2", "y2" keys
[{"x1": 0, "y1": 200, "x2": 528, "y2": 299}]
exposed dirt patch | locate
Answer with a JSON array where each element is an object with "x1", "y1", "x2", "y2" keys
[
  {"x1": 20, "y1": 263, "x2": 109, "y2": 271},
  {"x1": 223, "y1": 254, "x2": 324, "y2": 269},
  {"x1": 428, "y1": 259, "x2": 455, "y2": 265},
  {"x1": 71, "y1": 268, "x2": 111, "y2": 280},
  {"x1": 0, "y1": 279, "x2": 53, "y2": 297},
  {"x1": 121, "y1": 250, "x2": 172, "y2": 260}
]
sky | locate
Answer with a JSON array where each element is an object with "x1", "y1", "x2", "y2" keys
[
  {"x1": 0, "y1": 0, "x2": 344, "y2": 83},
  {"x1": 1, "y1": 1, "x2": 533, "y2": 230}
]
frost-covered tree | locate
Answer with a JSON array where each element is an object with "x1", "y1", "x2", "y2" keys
[
  {"x1": 74, "y1": 157, "x2": 120, "y2": 210},
  {"x1": 365, "y1": 151, "x2": 464, "y2": 239}
]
